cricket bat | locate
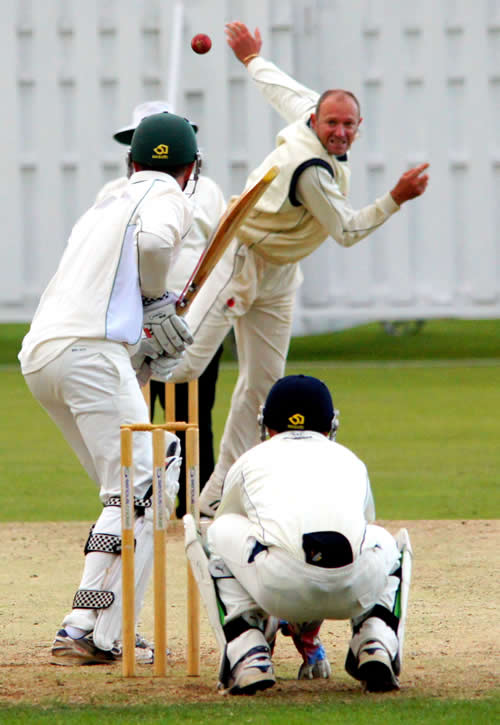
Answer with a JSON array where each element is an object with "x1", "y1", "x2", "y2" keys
[
  {"x1": 139, "y1": 165, "x2": 279, "y2": 406},
  {"x1": 176, "y1": 164, "x2": 279, "y2": 315}
]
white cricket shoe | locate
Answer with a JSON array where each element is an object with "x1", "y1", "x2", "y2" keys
[
  {"x1": 51, "y1": 629, "x2": 117, "y2": 666},
  {"x1": 112, "y1": 632, "x2": 156, "y2": 665},
  {"x1": 223, "y1": 629, "x2": 276, "y2": 695},
  {"x1": 356, "y1": 640, "x2": 400, "y2": 692},
  {"x1": 226, "y1": 647, "x2": 276, "y2": 695},
  {"x1": 51, "y1": 629, "x2": 154, "y2": 666}
]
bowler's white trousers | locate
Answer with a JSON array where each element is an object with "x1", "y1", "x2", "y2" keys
[
  {"x1": 169, "y1": 241, "x2": 303, "y2": 487},
  {"x1": 25, "y1": 339, "x2": 153, "y2": 635}
]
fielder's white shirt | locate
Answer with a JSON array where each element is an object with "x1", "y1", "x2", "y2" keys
[
  {"x1": 19, "y1": 171, "x2": 193, "y2": 374},
  {"x1": 216, "y1": 430, "x2": 375, "y2": 562}
]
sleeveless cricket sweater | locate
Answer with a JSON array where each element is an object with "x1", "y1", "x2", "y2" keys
[{"x1": 233, "y1": 119, "x2": 351, "y2": 265}]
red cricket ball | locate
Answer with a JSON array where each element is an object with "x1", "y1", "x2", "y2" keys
[{"x1": 191, "y1": 33, "x2": 212, "y2": 54}]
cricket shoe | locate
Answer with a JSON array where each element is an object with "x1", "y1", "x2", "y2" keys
[
  {"x1": 199, "y1": 477, "x2": 223, "y2": 517},
  {"x1": 112, "y1": 632, "x2": 156, "y2": 665},
  {"x1": 223, "y1": 629, "x2": 276, "y2": 695},
  {"x1": 51, "y1": 629, "x2": 117, "y2": 666},
  {"x1": 346, "y1": 639, "x2": 400, "y2": 692},
  {"x1": 51, "y1": 630, "x2": 154, "y2": 666},
  {"x1": 226, "y1": 647, "x2": 276, "y2": 695}
]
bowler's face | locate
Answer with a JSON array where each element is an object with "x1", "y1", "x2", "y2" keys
[{"x1": 310, "y1": 94, "x2": 362, "y2": 156}]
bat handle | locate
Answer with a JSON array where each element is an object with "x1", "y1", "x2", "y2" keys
[{"x1": 175, "y1": 283, "x2": 197, "y2": 314}]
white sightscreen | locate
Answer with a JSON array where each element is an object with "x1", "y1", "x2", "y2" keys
[{"x1": 2, "y1": 0, "x2": 499, "y2": 333}]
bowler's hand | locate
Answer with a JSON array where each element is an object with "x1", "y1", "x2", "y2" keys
[
  {"x1": 225, "y1": 21, "x2": 262, "y2": 64},
  {"x1": 390, "y1": 163, "x2": 429, "y2": 206}
]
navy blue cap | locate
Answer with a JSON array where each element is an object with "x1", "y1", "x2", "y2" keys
[{"x1": 262, "y1": 374, "x2": 334, "y2": 433}]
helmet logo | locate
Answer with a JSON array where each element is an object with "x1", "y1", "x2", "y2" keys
[
  {"x1": 152, "y1": 144, "x2": 169, "y2": 159},
  {"x1": 288, "y1": 413, "x2": 305, "y2": 428}
]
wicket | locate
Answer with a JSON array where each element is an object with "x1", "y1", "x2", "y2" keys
[{"x1": 120, "y1": 379, "x2": 200, "y2": 677}]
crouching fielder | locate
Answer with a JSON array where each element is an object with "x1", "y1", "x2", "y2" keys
[{"x1": 186, "y1": 374, "x2": 412, "y2": 694}]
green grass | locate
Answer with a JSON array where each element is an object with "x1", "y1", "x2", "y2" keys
[
  {"x1": 2, "y1": 320, "x2": 499, "y2": 719},
  {"x1": 226, "y1": 318, "x2": 500, "y2": 363},
  {"x1": 9, "y1": 318, "x2": 500, "y2": 367},
  {"x1": 2, "y1": 320, "x2": 499, "y2": 521},
  {"x1": 0, "y1": 697, "x2": 498, "y2": 724}
]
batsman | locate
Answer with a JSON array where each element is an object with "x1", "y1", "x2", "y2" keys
[
  {"x1": 185, "y1": 375, "x2": 412, "y2": 695},
  {"x1": 19, "y1": 112, "x2": 200, "y2": 664}
]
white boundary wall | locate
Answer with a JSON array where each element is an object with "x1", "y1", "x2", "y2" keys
[{"x1": 2, "y1": 0, "x2": 499, "y2": 334}]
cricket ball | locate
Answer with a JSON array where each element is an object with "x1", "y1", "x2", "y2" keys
[{"x1": 191, "y1": 33, "x2": 212, "y2": 54}]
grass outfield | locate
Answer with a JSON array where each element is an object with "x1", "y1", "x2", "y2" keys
[
  {"x1": 2, "y1": 320, "x2": 498, "y2": 521},
  {"x1": 0, "y1": 699, "x2": 498, "y2": 724},
  {"x1": 1, "y1": 321, "x2": 498, "y2": 720},
  {"x1": 5, "y1": 318, "x2": 500, "y2": 366}
]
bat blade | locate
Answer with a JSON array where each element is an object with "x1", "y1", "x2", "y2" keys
[{"x1": 176, "y1": 165, "x2": 279, "y2": 315}]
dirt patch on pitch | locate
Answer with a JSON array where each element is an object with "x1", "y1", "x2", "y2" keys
[{"x1": 0, "y1": 520, "x2": 497, "y2": 706}]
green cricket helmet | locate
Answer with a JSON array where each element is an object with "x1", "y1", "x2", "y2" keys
[{"x1": 130, "y1": 112, "x2": 198, "y2": 168}]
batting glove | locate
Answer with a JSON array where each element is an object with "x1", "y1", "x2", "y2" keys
[
  {"x1": 131, "y1": 334, "x2": 163, "y2": 367},
  {"x1": 150, "y1": 353, "x2": 183, "y2": 382},
  {"x1": 135, "y1": 360, "x2": 153, "y2": 387},
  {"x1": 143, "y1": 292, "x2": 193, "y2": 358},
  {"x1": 131, "y1": 333, "x2": 164, "y2": 387}
]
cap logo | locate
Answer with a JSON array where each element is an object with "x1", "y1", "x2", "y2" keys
[
  {"x1": 152, "y1": 144, "x2": 169, "y2": 159},
  {"x1": 288, "y1": 413, "x2": 305, "y2": 428}
]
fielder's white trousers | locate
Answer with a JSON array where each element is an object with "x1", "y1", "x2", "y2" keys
[
  {"x1": 25, "y1": 339, "x2": 153, "y2": 636},
  {"x1": 169, "y1": 242, "x2": 303, "y2": 487},
  {"x1": 208, "y1": 514, "x2": 400, "y2": 626}
]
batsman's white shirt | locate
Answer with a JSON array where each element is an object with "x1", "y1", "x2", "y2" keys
[
  {"x1": 19, "y1": 170, "x2": 193, "y2": 374},
  {"x1": 94, "y1": 175, "x2": 226, "y2": 295}
]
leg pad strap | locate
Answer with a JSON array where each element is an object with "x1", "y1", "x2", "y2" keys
[
  {"x1": 72, "y1": 588, "x2": 114, "y2": 610},
  {"x1": 84, "y1": 525, "x2": 123, "y2": 555},
  {"x1": 353, "y1": 604, "x2": 400, "y2": 635}
]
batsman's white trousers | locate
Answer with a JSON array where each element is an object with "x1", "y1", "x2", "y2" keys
[
  {"x1": 169, "y1": 241, "x2": 303, "y2": 487},
  {"x1": 208, "y1": 514, "x2": 401, "y2": 623},
  {"x1": 24, "y1": 339, "x2": 152, "y2": 502},
  {"x1": 25, "y1": 339, "x2": 156, "y2": 636}
]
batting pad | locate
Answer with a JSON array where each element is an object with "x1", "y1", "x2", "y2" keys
[{"x1": 93, "y1": 510, "x2": 153, "y2": 652}]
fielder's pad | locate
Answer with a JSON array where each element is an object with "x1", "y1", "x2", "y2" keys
[
  {"x1": 184, "y1": 514, "x2": 229, "y2": 687},
  {"x1": 393, "y1": 527, "x2": 413, "y2": 672}
]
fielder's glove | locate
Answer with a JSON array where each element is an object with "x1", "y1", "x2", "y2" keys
[
  {"x1": 281, "y1": 621, "x2": 331, "y2": 680},
  {"x1": 298, "y1": 656, "x2": 331, "y2": 680},
  {"x1": 143, "y1": 292, "x2": 193, "y2": 358}
]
